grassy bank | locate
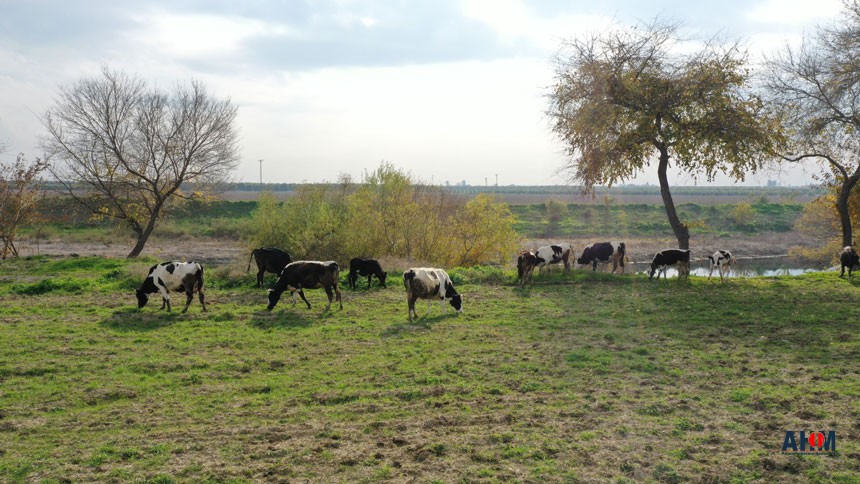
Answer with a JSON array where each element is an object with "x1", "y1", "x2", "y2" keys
[
  {"x1": 1, "y1": 256, "x2": 858, "y2": 482},
  {"x1": 23, "y1": 199, "x2": 805, "y2": 244}
]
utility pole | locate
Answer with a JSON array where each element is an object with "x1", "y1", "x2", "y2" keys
[
  {"x1": 495, "y1": 173, "x2": 498, "y2": 187},
  {"x1": 258, "y1": 159, "x2": 263, "y2": 186}
]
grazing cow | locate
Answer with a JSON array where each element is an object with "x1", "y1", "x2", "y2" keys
[
  {"x1": 534, "y1": 243, "x2": 572, "y2": 274},
  {"x1": 576, "y1": 241, "x2": 626, "y2": 273},
  {"x1": 707, "y1": 250, "x2": 736, "y2": 282},
  {"x1": 649, "y1": 249, "x2": 692, "y2": 280},
  {"x1": 516, "y1": 251, "x2": 538, "y2": 286},
  {"x1": 840, "y1": 246, "x2": 860, "y2": 277},
  {"x1": 247, "y1": 247, "x2": 292, "y2": 288},
  {"x1": 347, "y1": 258, "x2": 387, "y2": 289},
  {"x1": 403, "y1": 268, "x2": 462, "y2": 322},
  {"x1": 267, "y1": 261, "x2": 343, "y2": 311},
  {"x1": 136, "y1": 261, "x2": 206, "y2": 313}
]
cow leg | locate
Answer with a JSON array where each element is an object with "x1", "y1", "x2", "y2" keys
[
  {"x1": 426, "y1": 300, "x2": 433, "y2": 316},
  {"x1": 323, "y1": 286, "x2": 334, "y2": 311},
  {"x1": 440, "y1": 298, "x2": 447, "y2": 315},
  {"x1": 297, "y1": 288, "x2": 312, "y2": 309},
  {"x1": 182, "y1": 289, "x2": 194, "y2": 313},
  {"x1": 334, "y1": 283, "x2": 343, "y2": 309},
  {"x1": 257, "y1": 270, "x2": 265, "y2": 289},
  {"x1": 367, "y1": 274, "x2": 373, "y2": 289},
  {"x1": 198, "y1": 290, "x2": 207, "y2": 311},
  {"x1": 408, "y1": 296, "x2": 417, "y2": 322},
  {"x1": 708, "y1": 266, "x2": 714, "y2": 280},
  {"x1": 157, "y1": 285, "x2": 171, "y2": 311}
]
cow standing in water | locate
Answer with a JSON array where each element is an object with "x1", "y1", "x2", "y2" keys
[
  {"x1": 534, "y1": 243, "x2": 572, "y2": 274},
  {"x1": 403, "y1": 268, "x2": 462, "y2": 322},
  {"x1": 576, "y1": 242, "x2": 626, "y2": 273}
]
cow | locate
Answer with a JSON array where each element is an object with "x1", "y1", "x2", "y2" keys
[
  {"x1": 403, "y1": 268, "x2": 462, "y2": 322},
  {"x1": 267, "y1": 261, "x2": 343, "y2": 311},
  {"x1": 247, "y1": 247, "x2": 292, "y2": 288},
  {"x1": 576, "y1": 241, "x2": 626, "y2": 273},
  {"x1": 649, "y1": 249, "x2": 692, "y2": 280},
  {"x1": 516, "y1": 251, "x2": 538, "y2": 286},
  {"x1": 136, "y1": 261, "x2": 206, "y2": 313},
  {"x1": 840, "y1": 246, "x2": 860, "y2": 277},
  {"x1": 534, "y1": 243, "x2": 572, "y2": 274},
  {"x1": 707, "y1": 250, "x2": 736, "y2": 282},
  {"x1": 347, "y1": 257, "x2": 387, "y2": 289}
]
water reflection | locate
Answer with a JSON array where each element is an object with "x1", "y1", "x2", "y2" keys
[{"x1": 624, "y1": 256, "x2": 829, "y2": 278}]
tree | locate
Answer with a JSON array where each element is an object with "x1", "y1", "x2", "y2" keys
[
  {"x1": 764, "y1": 1, "x2": 860, "y2": 247},
  {"x1": 548, "y1": 20, "x2": 783, "y2": 249},
  {"x1": 0, "y1": 153, "x2": 48, "y2": 259},
  {"x1": 42, "y1": 67, "x2": 239, "y2": 257}
]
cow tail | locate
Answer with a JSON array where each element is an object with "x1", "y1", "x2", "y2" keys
[
  {"x1": 247, "y1": 249, "x2": 257, "y2": 272},
  {"x1": 618, "y1": 243, "x2": 626, "y2": 260},
  {"x1": 197, "y1": 265, "x2": 205, "y2": 292}
]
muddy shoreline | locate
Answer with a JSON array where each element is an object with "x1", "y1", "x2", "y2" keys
[{"x1": 12, "y1": 231, "x2": 829, "y2": 267}]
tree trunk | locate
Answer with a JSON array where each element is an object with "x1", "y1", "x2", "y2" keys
[
  {"x1": 836, "y1": 172, "x2": 860, "y2": 247},
  {"x1": 657, "y1": 147, "x2": 690, "y2": 250},
  {"x1": 126, "y1": 212, "x2": 159, "y2": 258}
]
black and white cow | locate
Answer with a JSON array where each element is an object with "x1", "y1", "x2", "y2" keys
[
  {"x1": 267, "y1": 261, "x2": 343, "y2": 311},
  {"x1": 707, "y1": 250, "x2": 736, "y2": 282},
  {"x1": 247, "y1": 247, "x2": 292, "y2": 288},
  {"x1": 534, "y1": 243, "x2": 572, "y2": 274},
  {"x1": 516, "y1": 250, "x2": 539, "y2": 286},
  {"x1": 403, "y1": 268, "x2": 462, "y2": 322},
  {"x1": 347, "y1": 258, "x2": 387, "y2": 289},
  {"x1": 649, "y1": 249, "x2": 691, "y2": 280},
  {"x1": 136, "y1": 261, "x2": 207, "y2": 313},
  {"x1": 840, "y1": 246, "x2": 860, "y2": 277},
  {"x1": 576, "y1": 241, "x2": 626, "y2": 273}
]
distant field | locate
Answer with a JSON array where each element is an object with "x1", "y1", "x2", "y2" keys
[
  {"x1": 219, "y1": 185, "x2": 822, "y2": 205},
  {"x1": 0, "y1": 257, "x2": 857, "y2": 482}
]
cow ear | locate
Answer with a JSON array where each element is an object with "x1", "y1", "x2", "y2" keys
[{"x1": 267, "y1": 289, "x2": 273, "y2": 293}]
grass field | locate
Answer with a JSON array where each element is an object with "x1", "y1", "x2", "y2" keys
[{"x1": 1, "y1": 256, "x2": 859, "y2": 482}]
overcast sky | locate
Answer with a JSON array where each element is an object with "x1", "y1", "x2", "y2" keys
[{"x1": 0, "y1": 0, "x2": 847, "y2": 186}]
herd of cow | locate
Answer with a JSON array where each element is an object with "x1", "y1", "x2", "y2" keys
[{"x1": 140, "y1": 240, "x2": 842, "y2": 320}]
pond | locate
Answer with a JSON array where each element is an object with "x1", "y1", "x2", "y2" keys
[{"x1": 622, "y1": 255, "x2": 832, "y2": 279}]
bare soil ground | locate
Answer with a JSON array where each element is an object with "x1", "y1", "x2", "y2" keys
[{"x1": 15, "y1": 231, "x2": 828, "y2": 267}]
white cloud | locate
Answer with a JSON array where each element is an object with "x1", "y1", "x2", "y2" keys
[
  {"x1": 744, "y1": 0, "x2": 843, "y2": 25},
  {"x1": 129, "y1": 11, "x2": 290, "y2": 61}
]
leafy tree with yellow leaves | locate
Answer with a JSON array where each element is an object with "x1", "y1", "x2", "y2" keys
[{"x1": 549, "y1": 19, "x2": 784, "y2": 249}]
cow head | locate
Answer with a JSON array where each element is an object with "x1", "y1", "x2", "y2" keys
[
  {"x1": 576, "y1": 246, "x2": 592, "y2": 266},
  {"x1": 379, "y1": 271, "x2": 388, "y2": 287},
  {"x1": 445, "y1": 281, "x2": 462, "y2": 312},
  {"x1": 449, "y1": 293, "x2": 463, "y2": 312},
  {"x1": 266, "y1": 288, "x2": 282, "y2": 311},
  {"x1": 648, "y1": 263, "x2": 658, "y2": 280},
  {"x1": 135, "y1": 288, "x2": 149, "y2": 308}
]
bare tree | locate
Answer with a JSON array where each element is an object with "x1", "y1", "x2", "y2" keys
[
  {"x1": 764, "y1": 1, "x2": 860, "y2": 247},
  {"x1": 42, "y1": 67, "x2": 239, "y2": 257},
  {"x1": 549, "y1": 20, "x2": 784, "y2": 249},
  {"x1": 0, "y1": 152, "x2": 49, "y2": 259}
]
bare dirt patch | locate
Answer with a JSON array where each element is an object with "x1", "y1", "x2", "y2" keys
[{"x1": 15, "y1": 230, "x2": 827, "y2": 268}]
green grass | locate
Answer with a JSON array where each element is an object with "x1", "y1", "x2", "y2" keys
[
  {"x1": 1, "y1": 256, "x2": 858, "y2": 482},
  {"x1": 510, "y1": 202, "x2": 804, "y2": 238}
]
